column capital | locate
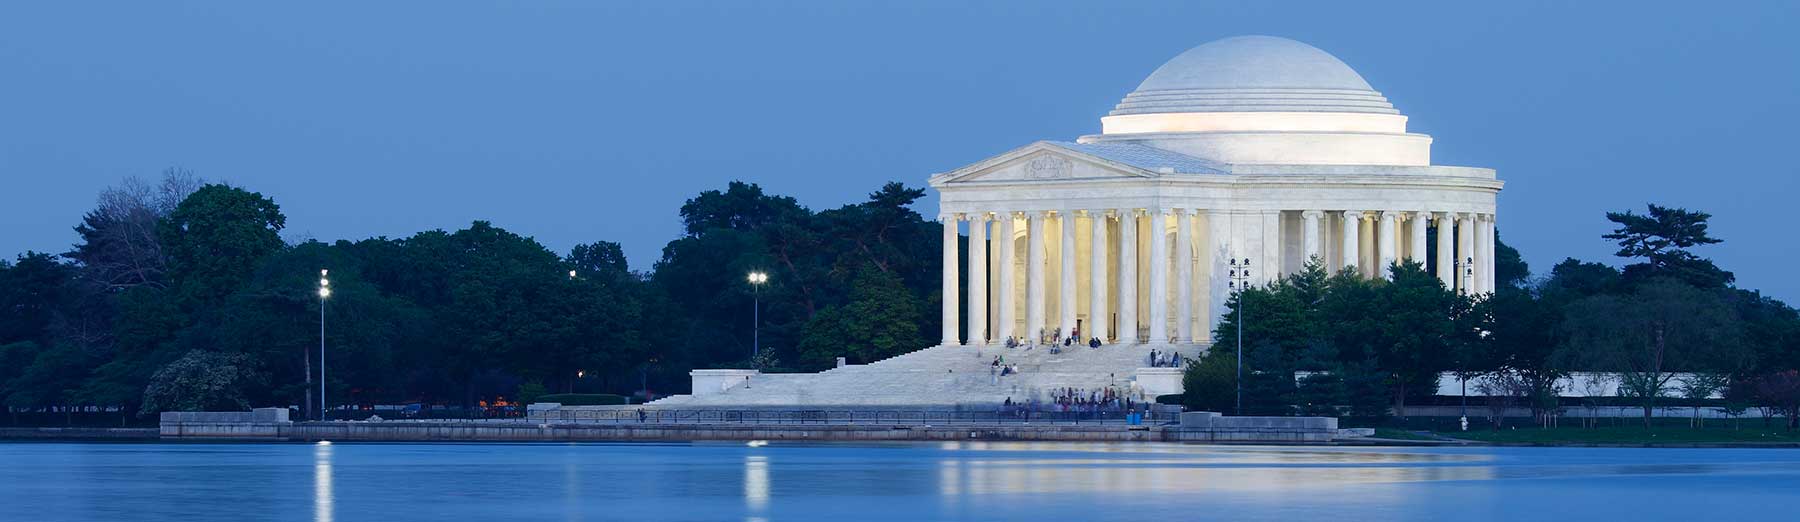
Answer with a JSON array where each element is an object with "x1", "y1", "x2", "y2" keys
[
  {"x1": 1301, "y1": 210, "x2": 1325, "y2": 219},
  {"x1": 1342, "y1": 210, "x2": 1365, "y2": 220},
  {"x1": 1415, "y1": 210, "x2": 1434, "y2": 220},
  {"x1": 967, "y1": 211, "x2": 988, "y2": 223},
  {"x1": 939, "y1": 213, "x2": 958, "y2": 222},
  {"x1": 1029, "y1": 210, "x2": 1049, "y2": 218},
  {"x1": 1379, "y1": 210, "x2": 1401, "y2": 220}
]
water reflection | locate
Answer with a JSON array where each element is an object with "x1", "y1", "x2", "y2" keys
[
  {"x1": 744, "y1": 455, "x2": 769, "y2": 512},
  {"x1": 314, "y1": 444, "x2": 333, "y2": 522},
  {"x1": 6, "y1": 442, "x2": 1799, "y2": 522}
]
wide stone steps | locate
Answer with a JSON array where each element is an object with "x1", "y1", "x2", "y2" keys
[{"x1": 647, "y1": 342, "x2": 1207, "y2": 408}]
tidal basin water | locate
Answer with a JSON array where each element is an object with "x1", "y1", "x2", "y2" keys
[{"x1": 4, "y1": 442, "x2": 1799, "y2": 521}]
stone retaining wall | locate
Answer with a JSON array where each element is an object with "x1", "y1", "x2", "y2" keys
[{"x1": 158, "y1": 417, "x2": 1335, "y2": 444}]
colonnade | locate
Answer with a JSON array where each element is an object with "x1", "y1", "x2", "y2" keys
[{"x1": 939, "y1": 208, "x2": 1497, "y2": 347}]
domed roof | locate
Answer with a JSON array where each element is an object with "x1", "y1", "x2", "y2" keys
[{"x1": 1109, "y1": 36, "x2": 1398, "y2": 116}]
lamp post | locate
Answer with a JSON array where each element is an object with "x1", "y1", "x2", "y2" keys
[
  {"x1": 317, "y1": 269, "x2": 330, "y2": 421},
  {"x1": 1227, "y1": 257, "x2": 1251, "y2": 416},
  {"x1": 1454, "y1": 256, "x2": 1474, "y2": 427},
  {"x1": 747, "y1": 272, "x2": 768, "y2": 362}
]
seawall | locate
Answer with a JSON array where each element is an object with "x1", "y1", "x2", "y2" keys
[{"x1": 156, "y1": 409, "x2": 1338, "y2": 444}]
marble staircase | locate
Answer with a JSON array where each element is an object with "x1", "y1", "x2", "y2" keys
[{"x1": 647, "y1": 341, "x2": 1207, "y2": 408}]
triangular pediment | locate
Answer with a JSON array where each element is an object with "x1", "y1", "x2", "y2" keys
[{"x1": 931, "y1": 142, "x2": 1160, "y2": 186}]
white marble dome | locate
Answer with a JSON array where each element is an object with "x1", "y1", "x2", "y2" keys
[{"x1": 1109, "y1": 35, "x2": 1398, "y2": 117}]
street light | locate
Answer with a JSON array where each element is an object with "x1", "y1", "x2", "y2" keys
[
  {"x1": 1227, "y1": 257, "x2": 1252, "y2": 416},
  {"x1": 747, "y1": 272, "x2": 769, "y2": 362},
  {"x1": 1453, "y1": 256, "x2": 1475, "y2": 428},
  {"x1": 317, "y1": 269, "x2": 330, "y2": 421}
]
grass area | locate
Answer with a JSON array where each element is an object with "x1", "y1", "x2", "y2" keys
[
  {"x1": 1437, "y1": 424, "x2": 1800, "y2": 445},
  {"x1": 1371, "y1": 428, "x2": 1439, "y2": 441}
]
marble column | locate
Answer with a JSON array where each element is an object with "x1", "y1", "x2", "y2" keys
[
  {"x1": 1457, "y1": 212, "x2": 1475, "y2": 295},
  {"x1": 1147, "y1": 208, "x2": 1169, "y2": 343},
  {"x1": 1058, "y1": 210, "x2": 1077, "y2": 340},
  {"x1": 1435, "y1": 212, "x2": 1454, "y2": 288},
  {"x1": 1359, "y1": 214, "x2": 1376, "y2": 277},
  {"x1": 1301, "y1": 210, "x2": 1323, "y2": 266},
  {"x1": 1088, "y1": 210, "x2": 1109, "y2": 342},
  {"x1": 967, "y1": 213, "x2": 988, "y2": 345},
  {"x1": 940, "y1": 214, "x2": 960, "y2": 345},
  {"x1": 995, "y1": 213, "x2": 1016, "y2": 341},
  {"x1": 1482, "y1": 214, "x2": 1497, "y2": 293},
  {"x1": 1026, "y1": 211, "x2": 1047, "y2": 342},
  {"x1": 1409, "y1": 210, "x2": 1429, "y2": 264},
  {"x1": 1377, "y1": 211, "x2": 1398, "y2": 279},
  {"x1": 1260, "y1": 211, "x2": 1282, "y2": 283},
  {"x1": 1341, "y1": 211, "x2": 1362, "y2": 274},
  {"x1": 1175, "y1": 209, "x2": 1193, "y2": 343},
  {"x1": 1117, "y1": 209, "x2": 1139, "y2": 344},
  {"x1": 1205, "y1": 209, "x2": 1229, "y2": 343}
]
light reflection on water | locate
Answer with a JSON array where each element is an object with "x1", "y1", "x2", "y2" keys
[
  {"x1": 313, "y1": 444, "x2": 332, "y2": 522},
  {"x1": 3, "y1": 441, "x2": 1798, "y2": 522}
]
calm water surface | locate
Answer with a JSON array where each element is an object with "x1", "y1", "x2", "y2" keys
[{"x1": 3, "y1": 441, "x2": 1797, "y2": 521}]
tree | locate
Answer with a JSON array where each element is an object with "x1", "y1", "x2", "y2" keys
[
  {"x1": 138, "y1": 350, "x2": 260, "y2": 415},
  {"x1": 65, "y1": 168, "x2": 202, "y2": 291},
  {"x1": 1678, "y1": 373, "x2": 1729, "y2": 428},
  {"x1": 1754, "y1": 370, "x2": 1800, "y2": 430},
  {"x1": 1338, "y1": 357, "x2": 1391, "y2": 422},
  {"x1": 1486, "y1": 287, "x2": 1564, "y2": 420},
  {"x1": 2, "y1": 342, "x2": 93, "y2": 418},
  {"x1": 0, "y1": 252, "x2": 76, "y2": 346},
  {"x1": 160, "y1": 184, "x2": 287, "y2": 306},
  {"x1": 1240, "y1": 341, "x2": 1297, "y2": 416},
  {"x1": 794, "y1": 267, "x2": 926, "y2": 368},
  {"x1": 1475, "y1": 369, "x2": 1529, "y2": 429},
  {"x1": 1361, "y1": 262, "x2": 1462, "y2": 419},
  {"x1": 1180, "y1": 352, "x2": 1235, "y2": 413},
  {"x1": 567, "y1": 241, "x2": 631, "y2": 281},
  {"x1": 1561, "y1": 279, "x2": 1749, "y2": 427},
  {"x1": 1603, "y1": 204, "x2": 1733, "y2": 288}
]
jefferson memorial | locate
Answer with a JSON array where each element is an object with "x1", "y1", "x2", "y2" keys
[{"x1": 656, "y1": 35, "x2": 1501, "y2": 407}]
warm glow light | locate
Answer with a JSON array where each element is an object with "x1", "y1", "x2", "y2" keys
[
  {"x1": 568, "y1": 270, "x2": 577, "y2": 279},
  {"x1": 318, "y1": 287, "x2": 331, "y2": 298},
  {"x1": 320, "y1": 269, "x2": 328, "y2": 277},
  {"x1": 319, "y1": 278, "x2": 330, "y2": 287},
  {"x1": 747, "y1": 272, "x2": 769, "y2": 284}
]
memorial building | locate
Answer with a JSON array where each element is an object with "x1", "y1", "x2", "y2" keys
[{"x1": 656, "y1": 35, "x2": 1501, "y2": 407}]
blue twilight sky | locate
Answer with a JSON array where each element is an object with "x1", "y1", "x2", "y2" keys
[{"x1": 3, "y1": 1, "x2": 1797, "y2": 300}]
